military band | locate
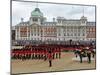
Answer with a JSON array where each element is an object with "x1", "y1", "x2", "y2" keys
[{"x1": 12, "y1": 44, "x2": 95, "y2": 67}]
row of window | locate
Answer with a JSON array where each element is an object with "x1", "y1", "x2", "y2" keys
[
  {"x1": 18, "y1": 38, "x2": 86, "y2": 41},
  {"x1": 44, "y1": 24, "x2": 56, "y2": 26},
  {"x1": 30, "y1": 33, "x2": 85, "y2": 36},
  {"x1": 20, "y1": 24, "x2": 29, "y2": 26},
  {"x1": 87, "y1": 34, "x2": 96, "y2": 37},
  {"x1": 63, "y1": 29, "x2": 85, "y2": 32},
  {"x1": 32, "y1": 18, "x2": 38, "y2": 21},
  {"x1": 31, "y1": 33, "x2": 42, "y2": 36},
  {"x1": 18, "y1": 33, "x2": 85, "y2": 37},
  {"x1": 57, "y1": 20, "x2": 86, "y2": 23},
  {"x1": 58, "y1": 33, "x2": 85, "y2": 36},
  {"x1": 57, "y1": 29, "x2": 85, "y2": 32},
  {"x1": 44, "y1": 32, "x2": 56, "y2": 34},
  {"x1": 87, "y1": 28, "x2": 95, "y2": 31}
]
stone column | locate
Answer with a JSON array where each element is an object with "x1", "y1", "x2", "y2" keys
[
  {"x1": 27, "y1": 26, "x2": 28, "y2": 40},
  {"x1": 30, "y1": 27, "x2": 31, "y2": 40},
  {"x1": 15, "y1": 27, "x2": 17, "y2": 40},
  {"x1": 19, "y1": 27, "x2": 20, "y2": 40}
]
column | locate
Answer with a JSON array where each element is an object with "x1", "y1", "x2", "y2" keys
[
  {"x1": 30, "y1": 27, "x2": 31, "y2": 40},
  {"x1": 43, "y1": 27, "x2": 44, "y2": 41},
  {"x1": 15, "y1": 27, "x2": 17, "y2": 40},
  {"x1": 19, "y1": 27, "x2": 20, "y2": 40},
  {"x1": 84, "y1": 26, "x2": 86, "y2": 41},
  {"x1": 27, "y1": 26, "x2": 28, "y2": 40}
]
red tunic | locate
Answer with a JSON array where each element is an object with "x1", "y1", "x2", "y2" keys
[{"x1": 48, "y1": 53, "x2": 52, "y2": 60}]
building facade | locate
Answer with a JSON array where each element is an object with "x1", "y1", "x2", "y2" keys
[
  {"x1": 13, "y1": 7, "x2": 96, "y2": 43},
  {"x1": 86, "y1": 22, "x2": 96, "y2": 41}
]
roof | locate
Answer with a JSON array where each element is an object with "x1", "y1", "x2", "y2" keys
[
  {"x1": 43, "y1": 22, "x2": 57, "y2": 26},
  {"x1": 16, "y1": 21, "x2": 29, "y2": 26},
  {"x1": 62, "y1": 19, "x2": 81, "y2": 25},
  {"x1": 31, "y1": 8, "x2": 43, "y2": 17},
  {"x1": 80, "y1": 16, "x2": 87, "y2": 20},
  {"x1": 87, "y1": 22, "x2": 96, "y2": 26}
]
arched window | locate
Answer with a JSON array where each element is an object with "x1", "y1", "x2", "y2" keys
[
  {"x1": 32, "y1": 18, "x2": 38, "y2": 21},
  {"x1": 82, "y1": 20, "x2": 85, "y2": 23},
  {"x1": 64, "y1": 33, "x2": 66, "y2": 36}
]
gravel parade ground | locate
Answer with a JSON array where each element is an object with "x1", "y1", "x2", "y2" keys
[{"x1": 11, "y1": 52, "x2": 96, "y2": 74}]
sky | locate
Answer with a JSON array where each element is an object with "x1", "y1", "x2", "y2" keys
[{"x1": 12, "y1": 1, "x2": 96, "y2": 26}]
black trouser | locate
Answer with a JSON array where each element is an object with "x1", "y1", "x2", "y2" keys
[
  {"x1": 80, "y1": 54, "x2": 82, "y2": 63},
  {"x1": 87, "y1": 55, "x2": 91, "y2": 63},
  {"x1": 29, "y1": 54, "x2": 31, "y2": 59},
  {"x1": 28, "y1": 54, "x2": 30, "y2": 60},
  {"x1": 76, "y1": 54, "x2": 78, "y2": 58},
  {"x1": 59, "y1": 53, "x2": 61, "y2": 59},
  {"x1": 49, "y1": 60, "x2": 52, "y2": 67},
  {"x1": 35, "y1": 54, "x2": 37, "y2": 59},
  {"x1": 38, "y1": 54, "x2": 40, "y2": 59},
  {"x1": 40, "y1": 54, "x2": 43, "y2": 59},
  {"x1": 32, "y1": 54, "x2": 34, "y2": 59},
  {"x1": 44, "y1": 55, "x2": 47, "y2": 61},
  {"x1": 19, "y1": 55, "x2": 22, "y2": 60},
  {"x1": 92, "y1": 53, "x2": 95, "y2": 58},
  {"x1": 22, "y1": 56, "x2": 25, "y2": 61},
  {"x1": 53, "y1": 54, "x2": 55, "y2": 59},
  {"x1": 92, "y1": 54, "x2": 94, "y2": 58},
  {"x1": 56, "y1": 53, "x2": 58, "y2": 58}
]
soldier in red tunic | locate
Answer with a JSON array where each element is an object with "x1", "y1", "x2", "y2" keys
[
  {"x1": 58, "y1": 47, "x2": 61, "y2": 59},
  {"x1": 48, "y1": 48, "x2": 52, "y2": 67},
  {"x1": 44, "y1": 47, "x2": 47, "y2": 61},
  {"x1": 52, "y1": 47, "x2": 55, "y2": 59},
  {"x1": 55, "y1": 47, "x2": 58, "y2": 58}
]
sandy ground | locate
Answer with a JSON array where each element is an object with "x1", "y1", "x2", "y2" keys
[{"x1": 11, "y1": 52, "x2": 96, "y2": 74}]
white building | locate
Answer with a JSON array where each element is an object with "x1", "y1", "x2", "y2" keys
[{"x1": 14, "y1": 7, "x2": 95, "y2": 43}]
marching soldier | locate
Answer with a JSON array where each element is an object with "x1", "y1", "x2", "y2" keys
[
  {"x1": 52, "y1": 47, "x2": 55, "y2": 59},
  {"x1": 21, "y1": 53, "x2": 24, "y2": 60},
  {"x1": 38, "y1": 47, "x2": 40, "y2": 59},
  {"x1": 55, "y1": 48, "x2": 58, "y2": 58},
  {"x1": 35, "y1": 48, "x2": 37, "y2": 59},
  {"x1": 41, "y1": 48, "x2": 44, "y2": 59},
  {"x1": 44, "y1": 47, "x2": 47, "y2": 61},
  {"x1": 32, "y1": 47, "x2": 35, "y2": 59},
  {"x1": 26, "y1": 53, "x2": 28, "y2": 60},
  {"x1": 48, "y1": 50, "x2": 52, "y2": 67},
  {"x1": 58, "y1": 47, "x2": 61, "y2": 59}
]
